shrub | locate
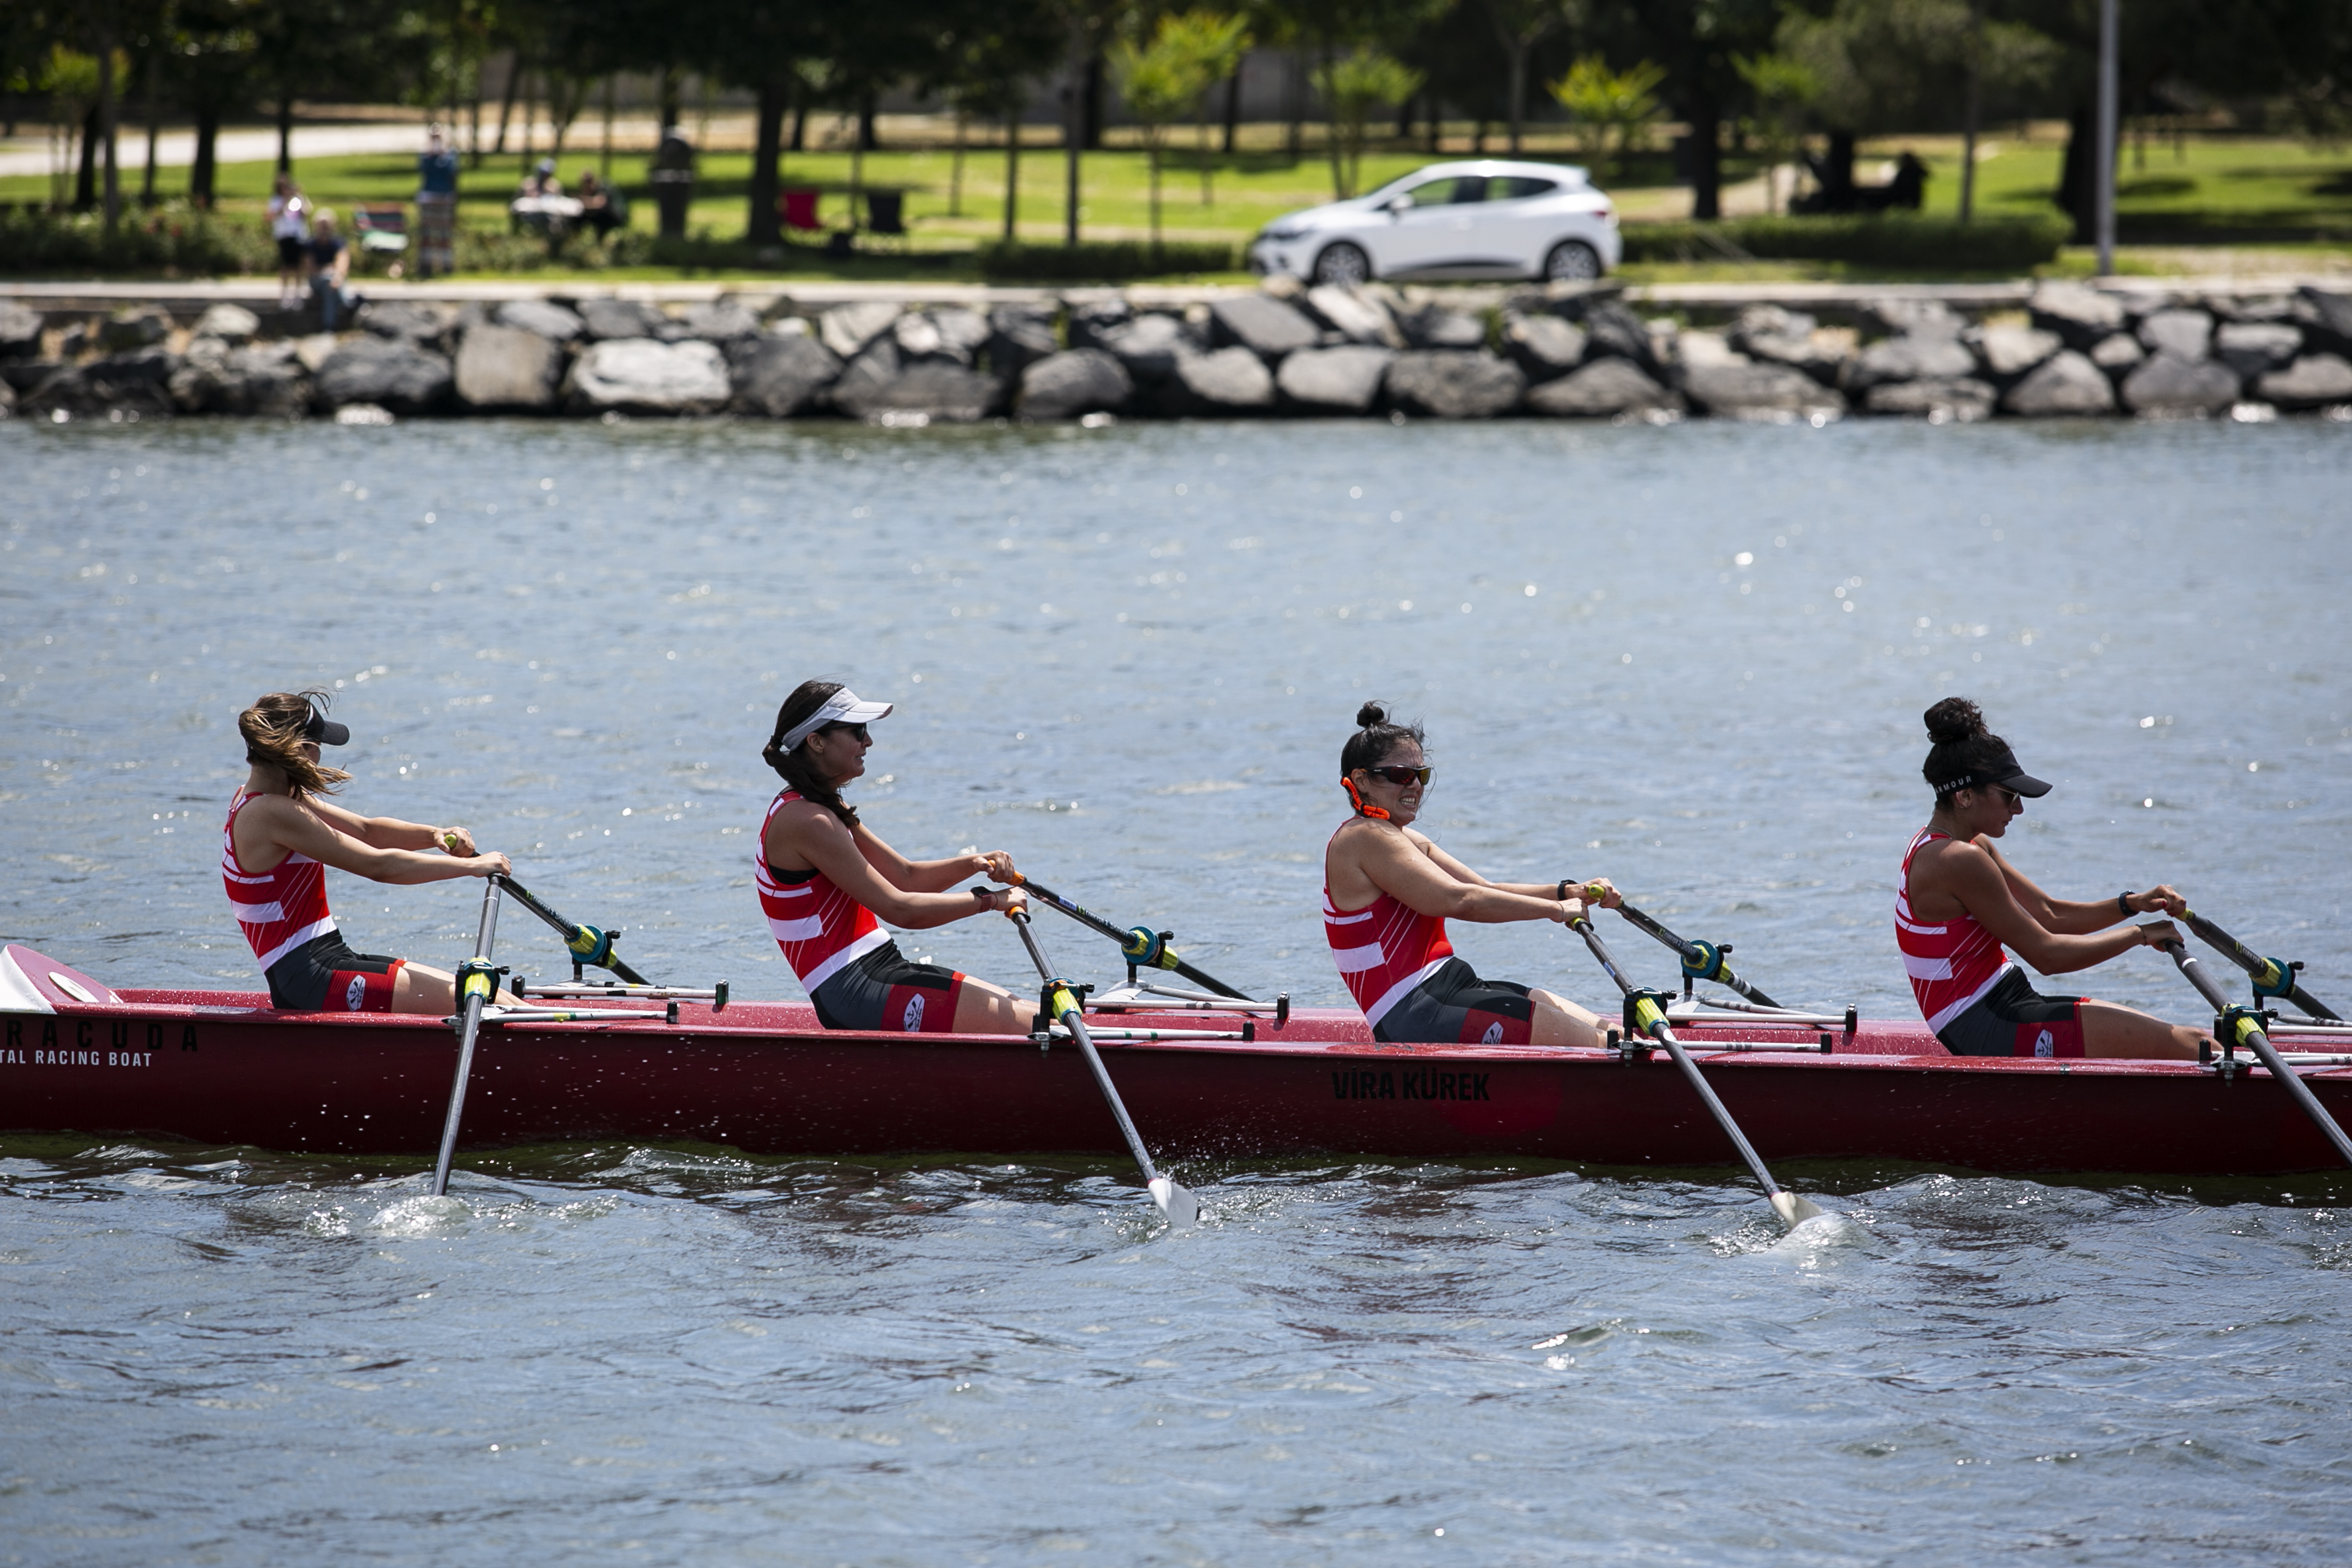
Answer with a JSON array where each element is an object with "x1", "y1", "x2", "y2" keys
[
  {"x1": 0, "y1": 206, "x2": 274, "y2": 276},
  {"x1": 977, "y1": 239, "x2": 1238, "y2": 281},
  {"x1": 1618, "y1": 212, "x2": 2070, "y2": 272}
]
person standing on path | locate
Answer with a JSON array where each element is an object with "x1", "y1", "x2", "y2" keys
[
  {"x1": 415, "y1": 124, "x2": 459, "y2": 279},
  {"x1": 266, "y1": 173, "x2": 310, "y2": 310}
]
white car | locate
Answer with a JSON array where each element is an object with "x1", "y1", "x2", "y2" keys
[{"x1": 1248, "y1": 159, "x2": 1620, "y2": 286}]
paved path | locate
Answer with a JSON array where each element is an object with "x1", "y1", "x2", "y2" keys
[{"x1": 0, "y1": 118, "x2": 676, "y2": 181}]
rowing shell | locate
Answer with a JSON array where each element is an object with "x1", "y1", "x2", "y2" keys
[{"x1": 5, "y1": 945, "x2": 2348, "y2": 1176}]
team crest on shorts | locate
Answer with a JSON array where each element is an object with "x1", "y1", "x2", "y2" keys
[
  {"x1": 1481, "y1": 1020, "x2": 1505, "y2": 1044},
  {"x1": 345, "y1": 974, "x2": 368, "y2": 1011},
  {"x1": 2033, "y1": 1027, "x2": 2055, "y2": 1058},
  {"x1": 902, "y1": 993, "x2": 925, "y2": 1031}
]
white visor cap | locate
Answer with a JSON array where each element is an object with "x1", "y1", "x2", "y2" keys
[{"x1": 778, "y1": 688, "x2": 894, "y2": 753}]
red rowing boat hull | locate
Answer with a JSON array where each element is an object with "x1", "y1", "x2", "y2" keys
[{"x1": 3, "y1": 947, "x2": 2344, "y2": 1176}]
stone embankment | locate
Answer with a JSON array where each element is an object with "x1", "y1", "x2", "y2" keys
[{"x1": 3, "y1": 277, "x2": 2349, "y2": 426}]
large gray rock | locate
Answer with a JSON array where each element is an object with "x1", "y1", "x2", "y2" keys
[
  {"x1": 578, "y1": 298, "x2": 666, "y2": 340},
  {"x1": 2255, "y1": 353, "x2": 2352, "y2": 410},
  {"x1": 1303, "y1": 284, "x2": 1401, "y2": 346},
  {"x1": 1385, "y1": 351, "x2": 1524, "y2": 418},
  {"x1": 1863, "y1": 299, "x2": 1967, "y2": 339},
  {"x1": 358, "y1": 301, "x2": 451, "y2": 347},
  {"x1": 455, "y1": 323, "x2": 564, "y2": 410},
  {"x1": 2213, "y1": 321, "x2": 2302, "y2": 379},
  {"x1": 1682, "y1": 361, "x2": 1843, "y2": 420},
  {"x1": 1162, "y1": 346, "x2": 1276, "y2": 414},
  {"x1": 819, "y1": 301, "x2": 903, "y2": 360},
  {"x1": 0, "y1": 377, "x2": 12, "y2": 417},
  {"x1": 2002, "y1": 351, "x2": 2115, "y2": 416},
  {"x1": 1524, "y1": 357, "x2": 1677, "y2": 417},
  {"x1": 21, "y1": 348, "x2": 178, "y2": 418},
  {"x1": 315, "y1": 337, "x2": 452, "y2": 413},
  {"x1": 1970, "y1": 324, "x2": 2062, "y2": 379},
  {"x1": 1, "y1": 359, "x2": 62, "y2": 394},
  {"x1": 1843, "y1": 333, "x2": 1977, "y2": 392},
  {"x1": 191, "y1": 303, "x2": 261, "y2": 343},
  {"x1": 1093, "y1": 313, "x2": 1194, "y2": 380},
  {"x1": 1864, "y1": 377, "x2": 1996, "y2": 421},
  {"x1": 169, "y1": 338, "x2": 305, "y2": 416},
  {"x1": 0, "y1": 299, "x2": 43, "y2": 358},
  {"x1": 1065, "y1": 299, "x2": 1133, "y2": 351},
  {"x1": 564, "y1": 338, "x2": 729, "y2": 414},
  {"x1": 731, "y1": 333, "x2": 842, "y2": 417},
  {"x1": 986, "y1": 306, "x2": 1058, "y2": 378},
  {"x1": 931, "y1": 307, "x2": 993, "y2": 363},
  {"x1": 1210, "y1": 294, "x2": 1319, "y2": 359},
  {"x1": 830, "y1": 339, "x2": 1003, "y2": 422},
  {"x1": 102, "y1": 307, "x2": 172, "y2": 352},
  {"x1": 495, "y1": 299, "x2": 586, "y2": 343},
  {"x1": 1017, "y1": 349, "x2": 1132, "y2": 420},
  {"x1": 1275, "y1": 345, "x2": 1394, "y2": 413},
  {"x1": 2294, "y1": 286, "x2": 2352, "y2": 355},
  {"x1": 2088, "y1": 333, "x2": 2146, "y2": 375},
  {"x1": 1574, "y1": 299, "x2": 1659, "y2": 371},
  {"x1": 1397, "y1": 302, "x2": 1486, "y2": 351},
  {"x1": 680, "y1": 298, "x2": 761, "y2": 344},
  {"x1": 1503, "y1": 314, "x2": 1586, "y2": 382},
  {"x1": 2121, "y1": 353, "x2": 2239, "y2": 416},
  {"x1": 2030, "y1": 282, "x2": 2128, "y2": 348},
  {"x1": 2136, "y1": 308, "x2": 2213, "y2": 362}
]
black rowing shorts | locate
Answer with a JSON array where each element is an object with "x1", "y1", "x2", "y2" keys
[
  {"x1": 266, "y1": 931, "x2": 406, "y2": 1012},
  {"x1": 1936, "y1": 967, "x2": 2086, "y2": 1058},
  {"x1": 809, "y1": 941, "x2": 968, "y2": 1033},
  {"x1": 1373, "y1": 957, "x2": 1535, "y2": 1046}
]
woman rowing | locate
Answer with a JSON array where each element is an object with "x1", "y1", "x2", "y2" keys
[
  {"x1": 1323, "y1": 703, "x2": 1621, "y2": 1046},
  {"x1": 224, "y1": 690, "x2": 510, "y2": 1013},
  {"x1": 1897, "y1": 698, "x2": 2199, "y2": 1059},
  {"x1": 756, "y1": 681, "x2": 1032, "y2": 1034}
]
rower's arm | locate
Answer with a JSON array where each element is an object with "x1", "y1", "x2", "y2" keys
[
  {"x1": 258, "y1": 797, "x2": 506, "y2": 886},
  {"x1": 860, "y1": 827, "x2": 1012, "y2": 894},
  {"x1": 1982, "y1": 842, "x2": 2126, "y2": 935},
  {"x1": 307, "y1": 797, "x2": 461, "y2": 854},
  {"x1": 1421, "y1": 842, "x2": 1622, "y2": 909},
  {"x1": 1365, "y1": 830, "x2": 1574, "y2": 925},
  {"x1": 791, "y1": 811, "x2": 1017, "y2": 930},
  {"x1": 1938, "y1": 840, "x2": 2150, "y2": 974}
]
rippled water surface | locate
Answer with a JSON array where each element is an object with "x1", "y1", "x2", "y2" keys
[{"x1": 4, "y1": 414, "x2": 2351, "y2": 1564}]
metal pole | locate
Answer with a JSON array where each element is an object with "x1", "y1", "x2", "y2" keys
[{"x1": 2094, "y1": 0, "x2": 2118, "y2": 275}]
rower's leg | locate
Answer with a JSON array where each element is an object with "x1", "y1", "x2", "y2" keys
[
  {"x1": 1528, "y1": 988, "x2": 1610, "y2": 1050},
  {"x1": 390, "y1": 963, "x2": 519, "y2": 1016},
  {"x1": 951, "y1": 975, "x2": 1040, "y2": 1036},
  {"x1": 2078, "y1": 1000, "x2": 2203, "y2": 1059}
]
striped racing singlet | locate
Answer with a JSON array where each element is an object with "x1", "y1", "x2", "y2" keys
[
  {"x1": 755, "y1": 790, "x2": 889, "y2": 992},
  {"x1": 1895, "y1": 827, "x2": 2013, "y2": 1031},
  {"x1": 221, "y1": 789, "x2": 339, "y2": 973},
  {"x1": 1324, "y1": 829, "x2": 1456, "y2": 1026}
]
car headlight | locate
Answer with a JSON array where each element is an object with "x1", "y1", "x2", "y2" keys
[{"x1": 1259, "y1": 224, "x2": 1306, "y2": 242}]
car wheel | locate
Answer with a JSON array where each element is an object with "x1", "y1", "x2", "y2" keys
[
  {"x1": 1312, "y1": 242, "x2": 1371, "y2": 287},
  {"x1": 1543, "y1": 240, "x2": 1602, "y2": 282}
]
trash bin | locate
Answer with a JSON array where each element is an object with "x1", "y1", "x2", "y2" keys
[
  {"x1": 651, "y1": 127, "x2": 695, "y2": 240},
  {"x1": 781, "y1": 188, "x2": 821, "y2": 232}
]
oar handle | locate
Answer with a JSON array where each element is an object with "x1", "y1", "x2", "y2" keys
[{"x1": 2167, "y1": 942, "x2": 2352, "y2": 1170}]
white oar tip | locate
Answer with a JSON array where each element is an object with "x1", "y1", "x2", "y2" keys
[
  {"x1": 1149, "y1": 1177, "x2": 1200, "y2": 1227},
  {"x1": 1770, "y1": 1191, "x2": 1826, "y2": 1229}
]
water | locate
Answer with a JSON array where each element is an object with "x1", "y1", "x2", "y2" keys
[{"x1": 4, "y1": 414, "x2": 2350, "y2": 1563}]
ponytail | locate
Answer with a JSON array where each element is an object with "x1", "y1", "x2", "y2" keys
[
  {"x1": 763, "y1": 680, "x2": 859, "y2": 826},
  {"x1": 238, "y1": 690, "x2": 350, "y2": 800}
]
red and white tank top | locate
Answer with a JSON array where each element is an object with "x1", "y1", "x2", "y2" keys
[
  {"x1": 755, "y1": 790, "x2": 888, "y2": 990},
  {"x1": 1895, "y1": 827, "x2": 2012, "y2": 1030},
  {"x1": 221, "y1": 789, "x2": 338, "y2": 973},
  {"x1": 1323, "y1": 829, "x2": 1455, "y2": 1025}
]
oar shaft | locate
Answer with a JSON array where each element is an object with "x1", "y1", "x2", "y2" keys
[
  {"x1": 494, "y1": 874, "x2": 651, "y2": 986},
  {"x1": 1614, "y1": 900, "x2": 1782, "y2": 1010},
  {"x1": 431, "y1": 878, "x2": 504, "y2": 1197},
  {"x1": 1014, "y1": 874, "x2": 1249, "y2": 1000},
  {"x1": 2169, "y1": 945, "x2": 2352, "y2": 1170},
  {"x1": 1010, "y1": 913, "x2": 1162, "y2": 1184},
  {"x1": 2183, "y1": 910, "x2": 2341, "y2": 1022}
]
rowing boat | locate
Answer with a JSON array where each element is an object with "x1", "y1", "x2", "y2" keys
[{"x1": 6, "y1": 943, "x2": 2349, "y2": 1176}]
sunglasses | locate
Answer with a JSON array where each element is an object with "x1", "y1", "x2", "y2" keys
[
  {"x1": 1364, "y1": 764, "x2": 1431, "y2": 787},
  {"x1": 821, "y1": 722, "x2": 871, "y2": 744}
]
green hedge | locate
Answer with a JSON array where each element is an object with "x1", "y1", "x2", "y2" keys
[
  {"x1": 1619, "y1": 213, "x2": 2070, "y2": 272},
  {"x1": 0, "y1": 206, "x2": 275, "y2": 276},
  {"x1": 977, "y1": 239, "x2": 1239, "y2": 281}
]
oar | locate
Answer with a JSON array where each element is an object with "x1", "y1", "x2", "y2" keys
[
  {"x1": 430, "y1": 877, "x2": 505, "y2": 1198},
  {"x1": 1000, "y1": 870, "x2": 1251, "y2": 1000},
  {"x1": 2179, "y1": 907, "x2": 2341, "y2": 1022},
  {"x1": 493, "y1": 873, "x2": 652, "y2": 986},
  {"x1": 1612, "y1": 898, "x2": 1784, "y2": 1010},
  {"x1": 2165, "y1": 940, "x2": 2352, "y2": 1170},
  {"x1": 1568, "y1": 913, "x2": 1823, "y2": 1230},
  {"x1": 1006, "y1": 906, "x2": 1199, "y2": 1225}
]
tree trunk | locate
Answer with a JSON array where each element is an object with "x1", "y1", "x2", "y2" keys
[
  {"x1": 601, "y1": 74, "x2": 616, "y2": 181},
  {"x1": 659, "y1": 67, "x2": 681, "y2": 132},
  {"x1": 2057, "y1": 98, "x2": 2096, "y2": 242},
  {"x1": 140, "y1": 46, "x2": 160, "y2": 205},
  {"x1": 1687, "y1": 93, "x2": 1723, "y2": 220},
  {"x1": 1222, "y1": 66, "x2": 1241, "y2": 155},
  {"x1": 1285, "y1": 51, "x2": 1303, "y2": 160},
  {"x1": 1004, "y1": 104, "x2": 1021, "y2": 242},
  {"x1": 858, "y1": 91, "x2": 878, "y2": 152},
  {"x1": 1507, "y1": 44, "x2": 1526, "y2": 154},
  {"x1": 1958, "y1": 0, "x2": 1983, "y2": 222},
  {"x1": 789, "y1": 82, "x2": 807, "y2": 152},
  {"x1": 1816, "y1": 129, "x2": 1855, "y2": 210},
  {"x1": 749, "y1": 76, "x2": 783, "y2": 246},
  {"x1": 1082, "y1": 52, "x2": 1105, "y2": 150},
  {"x1": 76, "y1": 106, "x2": 99, "y2": 210},
  {"x1": 951, "y1": 109, "x2": 966, "y2": 216},
  {"x1": 276, "y1": 95, "x2": 293, "y2": 173},
  {"x1": 1063, "y1": 75, "x2": 1081, "y2": 245},
  {"x1": 1320, "y1": 42, "x2": 1346, "y2": 198},
  {"x1": 494, "y1": 52, "x2": 520, "y2": 153},
  {"x1": 191, "y1": 106, "x2": 220, "y2": 207},
  {"x1": 98, "y1": 35, "x2": 120, "y2": 234}
]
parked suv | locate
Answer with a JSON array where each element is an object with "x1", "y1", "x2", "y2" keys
[{"x1": 1249, "y1": 160, "x2": 1620, "y2": 286}]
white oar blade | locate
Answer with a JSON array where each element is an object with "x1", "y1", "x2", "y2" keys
[
  {"x1": 1148, "y1": 1177, "x2": 1200, "y2": 1227},
  {"x1": 1770, "y1": 1191, "x2": 1826, "y2": 1229}
]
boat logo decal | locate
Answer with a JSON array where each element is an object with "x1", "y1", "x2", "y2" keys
[{"x1": 1332, "y1": 1067, "x2": 1492, "y2": 1101}]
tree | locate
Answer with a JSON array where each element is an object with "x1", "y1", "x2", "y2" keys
[
  {"x1": 1112, "y1": 18, "x2": 1204, "y2": 250},
  {"x1": 1314, "y1": 47, "x2": 1422, "y2": 197},
  {"x1": 1732, "y1": 51, "x2": 1815, "y2": 212},
  {"x1": 1593, "y1": 0, "x2": 1780, "y2": 219},
  {"x1": 1485, "y1": 0, "x2": 1565, "y2": 153},
  {"x1": 1166, "y1": 9, "x2": 1250, "y2": 204},
  {"x1": 1547, "y1": 54, "x2": 1665, "y2": 180}
]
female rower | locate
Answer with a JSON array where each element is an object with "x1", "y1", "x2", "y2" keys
[
  {"x1": 1897, "y1": 697, "x2": 2199, "y2": 1059},
  {"x1": 1323, "y1": 702, "x2": 1621, "y2": 1047},
  {"x1": 757, "y1": 680, "x2": 1032, "y2": 1034},
  {"x1": 224, "y1": 690, "x2": 511, "y2": 1014}
]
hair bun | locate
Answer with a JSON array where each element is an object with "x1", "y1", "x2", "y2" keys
[
  {"x1": 1355, "y1": 701, "x2": 1388, "y2": 729},
  {"x1": 1924, "y1": 696, "x2": 1987, "y2": 746}
]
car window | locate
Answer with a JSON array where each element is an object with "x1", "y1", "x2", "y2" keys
[
  {"x1": 1398, "y1": 176, "x2": 1486, "y2": 208},
  {"x1": 1488, "y1": 176, "x2": 1559, "y2": 201}
]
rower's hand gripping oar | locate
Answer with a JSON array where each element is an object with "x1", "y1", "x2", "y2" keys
[
  {"x1": 1000, "y1": 870, "x2": 1251, "y2": 1002},
  {"x1": 493, "y1": 873, "x2": 651, "y2": 986},
  {"x1": 2165, "y1": 940, "x2": 2352, "y2": 1170},
  {"x1": 2177, "y1": 907, "x2": 2341, "y2": 1022},
  {"x1": 431, "y1": 876, "x2": 505, "y2": 1198},
  {"x1": 1567, "y1": 913, "x2": 1823, "y2": 1230},
  {"x1": 1611, "y1": 898, "x2": 1783, "y2": 1010},
  {"x1": 1004, "y1": 905, "x2": 1200, "y2": 1226}
]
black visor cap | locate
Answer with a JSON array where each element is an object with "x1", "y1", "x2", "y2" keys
[
  {"x1": 1935, "y1": 740, "x2": 2049, "y2": 799},
  {"x1": 301, "y1": 706, "x2": 351, "y2": 747}
]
